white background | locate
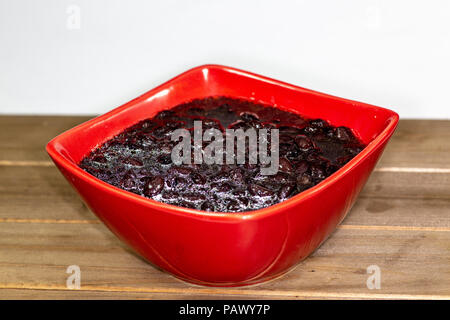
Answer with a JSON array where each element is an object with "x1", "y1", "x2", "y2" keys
[{"x1": 1, "y1": 0, "x2": 449, "y2": 118}]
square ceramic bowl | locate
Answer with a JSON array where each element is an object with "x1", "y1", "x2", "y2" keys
[{"x1": 46, "y1": 65, "x2": 398, "y2": 287}]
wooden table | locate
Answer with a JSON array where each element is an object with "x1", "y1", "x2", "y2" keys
[{"x1": 0, "y1": 116, "x2": 449, "y2": 300}]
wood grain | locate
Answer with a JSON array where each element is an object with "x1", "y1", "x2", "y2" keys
[
  {"x1": 0, "y1": 116, "x2": 449, "y2": 299},
  {"x1": 0, "y1": 289, "x2": 303, "y2": 300},
  {"x1": 0, "y1": 223, "x2": 448, "y2": 298},
  {"x1": 377, "y1": 120, "x2": 450, "y2": 169},
  {"x1": 0, "y1": 116, "x2": 92, "y2": 162}
]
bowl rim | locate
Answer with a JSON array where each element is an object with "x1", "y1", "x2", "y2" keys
[{"x1": 46, "y1": 64, "x2": 399, "y2": 222}]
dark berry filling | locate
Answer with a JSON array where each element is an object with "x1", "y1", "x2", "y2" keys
[{"x1": 79, "y1": 96, "x2": 365, "y2": 212}]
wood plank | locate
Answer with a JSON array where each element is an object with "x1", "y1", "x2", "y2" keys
[
  {"x1": 344, "y1": 197, "x2": 450, "y2": 228},
  {"x1": 360, "y1": 171, "x2": 450, "y2": 200},
  {"x1": 1, "y1": 166, "x2": 449, "y2": 228},
  {"x1": 1, "y1": 287, "x2": 445, "y2": 300},
  {"x1": 0, "y1": 166, "x2": 96, "y2": 221},
  {"x1": 0, "y1": 289, "x2": 298, "y2": 300},
  {"x1": 377, "y1": 120, "x2": 450, "y2": 169},
  {"x1": 0, "y1": 116, "x2": 91, "y2": 162},
  {"x1": 0, "y1": 117, "x2": 449, "y2": 300},
  {"x1": 0, "y1": 223, "x2": 448, "y2": 298}
]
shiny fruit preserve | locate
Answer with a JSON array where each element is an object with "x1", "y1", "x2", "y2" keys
[{"x1": 79, "y1": 96, "x2": 366, "y2": 212}]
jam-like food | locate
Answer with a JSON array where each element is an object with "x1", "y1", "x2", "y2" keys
[{"x1": 79, "y1": 96, "x2": 365, "y2": 212}]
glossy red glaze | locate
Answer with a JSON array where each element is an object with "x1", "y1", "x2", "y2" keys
[{"x1": 46, "y1": 65, "x2": 399, "y2": 286}]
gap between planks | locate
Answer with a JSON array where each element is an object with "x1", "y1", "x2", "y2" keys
[
  {"x1": 0, "y1": 283, "x2": 449, "y2": 300},
  {"x1": 0, "y1": 218, "x2": 449, "y2": 232}
]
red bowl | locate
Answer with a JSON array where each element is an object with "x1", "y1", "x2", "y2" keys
[{"x1": 46, "y1": 65, "x2": 398, "y2": 287}]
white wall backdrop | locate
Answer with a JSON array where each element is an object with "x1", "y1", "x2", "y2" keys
[{"x1": 1, "y1": 0, "x2": 449, "y2": 118}]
